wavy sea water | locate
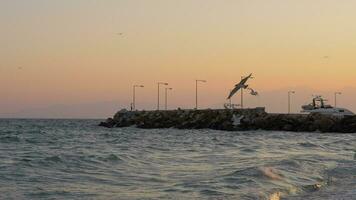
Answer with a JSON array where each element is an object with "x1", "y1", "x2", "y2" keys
[{"x1": 0, "y1": 119, "x2": 355, "y2": 200}]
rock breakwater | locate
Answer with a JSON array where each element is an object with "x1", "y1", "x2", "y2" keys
[{"x1": 100, "y1": 108, "x2": 356, "y2": 133}]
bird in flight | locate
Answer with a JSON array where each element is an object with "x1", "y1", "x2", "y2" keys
[
  {"x1": 227, "y1": 73, "x2": 253, "y2": 99},
  {"x1": 247, "y1": 88, "x2": 259, "y2": 96}
]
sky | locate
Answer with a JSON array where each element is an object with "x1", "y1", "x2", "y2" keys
[{"x1": 1, "y1": 0, "x2": 356, "y2": 118}]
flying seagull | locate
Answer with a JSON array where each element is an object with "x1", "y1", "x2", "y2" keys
[
  {"x1": 227, "y1": 73, "x2": 253, "y2": 99},
  {"x1": 247, "y1": 88, "x2": 258, "y2": 96}
]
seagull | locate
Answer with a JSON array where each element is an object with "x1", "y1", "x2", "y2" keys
[
  {"x1": 247, "y1": 88, "x2": 258, "y2": 96},
  {"x1": 227, "y1": 73, "x2": 252, "y2": 99}
]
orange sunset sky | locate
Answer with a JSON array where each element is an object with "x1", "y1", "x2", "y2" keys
[{"x1": 1, "y1": 0, "x2": 356, "y2": 118}]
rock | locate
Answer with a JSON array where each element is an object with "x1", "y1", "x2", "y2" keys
[
  {"x1": 114, "y1": 108, "x2": 128, "y2": 117},
  {"x1": 99, "y1": 118, "x2": 115, "y2": 128},
  {"x1": 282, "y1": 124, "x2": 294, "y2": 131},
  {"x1": 302, "y1": 183, "x2": 323, "y2": 192},
  {"x1": 221, "y1": 121, "x2": 233, "y2": 131},
  {"x1": 99, "y1": 108, "x2": 355, "y2": 133},
  {"x1": 313, "y1": 114, "x2": 339, "y2": 132},
  {"x1": 337, "y1": 116, "x2": 356, "y2": 133}
]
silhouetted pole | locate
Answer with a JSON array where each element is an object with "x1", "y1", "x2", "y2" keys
[
  {"x1": 165, "y1": 88, "x2": 172, "y2": 110},
  {"x1": 334, "y1": 92, "x2": 342, "y2": 107},
  {"x1": 241, "y1": 86, "x2": 244, "y2": 108},
  {"x1": 288, "y1": 91, "x2": 295, "y2": 114},
  {"x1": 133, "y1": 85, "x2": 144, "y2": 110},
  {"x1": 195, "y1": 80, "x2": 207, "y2": 109},
  {"x1": 240, "y1": 76, "x2": 254, "y2": 109},
  {"x1": 229, "y1": 90, "x2": 232, "y2": 109},
  {"x1": 157, "y1": 82, "x2": 168, "y2": 110}
]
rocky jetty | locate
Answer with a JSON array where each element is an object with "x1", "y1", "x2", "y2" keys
[{"x1": 99, "y1": 108, "x2": 356, "y2": 133}]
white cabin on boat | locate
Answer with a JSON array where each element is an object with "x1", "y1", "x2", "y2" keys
[{"x1": 301, "y1": 96, "x2": 354, "y2": 117}]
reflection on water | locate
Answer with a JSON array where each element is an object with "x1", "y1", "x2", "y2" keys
[
  {"x1": 0, "y1": 119, "x2": 355, "y2": 199},
  {"x1": 260, "y1": 167, "x2": 284, "y2": 181}
]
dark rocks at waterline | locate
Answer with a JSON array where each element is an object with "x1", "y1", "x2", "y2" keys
[
  {"x1": 99, "y1": 118, "x2": 115, "y2": 128},
  {"x1": 242, "y1": 113, "x2": 356, "y2": 133},
  {"x1": 99, "y1": 108, "x2": 356, "y2": 133},
  {"x1": 100, "y1": 108, "x2": 264, "y2": 130}
]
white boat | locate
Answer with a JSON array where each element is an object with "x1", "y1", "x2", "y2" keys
[{"x1": 301, "y1": 96, "x2": 354, "y2": 117}]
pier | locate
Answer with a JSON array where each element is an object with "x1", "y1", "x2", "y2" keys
[{"x1": 100, "y1": 108, "x2": 356, "y2": 133}]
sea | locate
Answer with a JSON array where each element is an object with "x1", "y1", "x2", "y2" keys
[{"x1": 0, "y1": 119, "x2": 355, "y2": 200}]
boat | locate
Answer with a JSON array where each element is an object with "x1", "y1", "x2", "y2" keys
[{"x1": 301, "y1": 96, "x2": 354, "y2": 116}]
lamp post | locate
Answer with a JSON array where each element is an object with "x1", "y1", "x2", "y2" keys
[
  {"x1": 334, "y1": 92, "x2": 342, "y2": 107},
  {"x1": 195, "y1": 80, "x2": 207, "y2": 109},
  {"x1": 241, "y1": 83, "x2": 244, "y2": 108},
  {"x1": 165, "y1": 88, "x2": 173, "y2": 110},
  {"x1": 288, "y1": 91, "x2": 295, "y2": 114},
  {"x1": 132, "y1": 85, "x2": 144, "y2": 111},
  {"x1": 229, "y1": 90, "x2": 232, "y2": 109},
  {"x1": 240, "y1": 75, "x2": 254, "y2": 108},
  {"x1": 157, "y1": 82, "x2": 168, "y2": 110}
]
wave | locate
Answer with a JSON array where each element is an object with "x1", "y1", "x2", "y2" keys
[
  {"x1": 298, "y1": 142, "x2": 319, "y2": 148},
  {"x1": 0, "y1": 119, "x2": 355, "y2": 200},
  {"x1": 98, "y1": 154, "x2": 123, "y2": 163},
  {"x1": 44, "y1": 155, "x2": 62, "y2": 163},
  {"x1": 0, "y1": 136, "x2": 21, "y2": 143}
]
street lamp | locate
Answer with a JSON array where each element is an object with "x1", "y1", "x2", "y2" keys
[
  {"x1": 240, "y1": 75, "x2": 254, "y2": 109},
  {"x1": 229, "y1": 89, "x2": 232, "y2": 109},
  {"x1": 195, "y1": 79, "x2": 207, "y2": 109},
  {"x1": 165, "y1": 88, "x2": 173, "y2": 110},
  {"x1": 288, "y1": 91, "x2": 295, "y2": 114},
  {"x1": 157, "y1": 82, "x2": 168, "y2": 110},
  {"x1": 132, "y1": 85, "x2": 144, "y2": 111},
  {"x1": 334, "y1": 92, "x2": 342, "y2": 107}
]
